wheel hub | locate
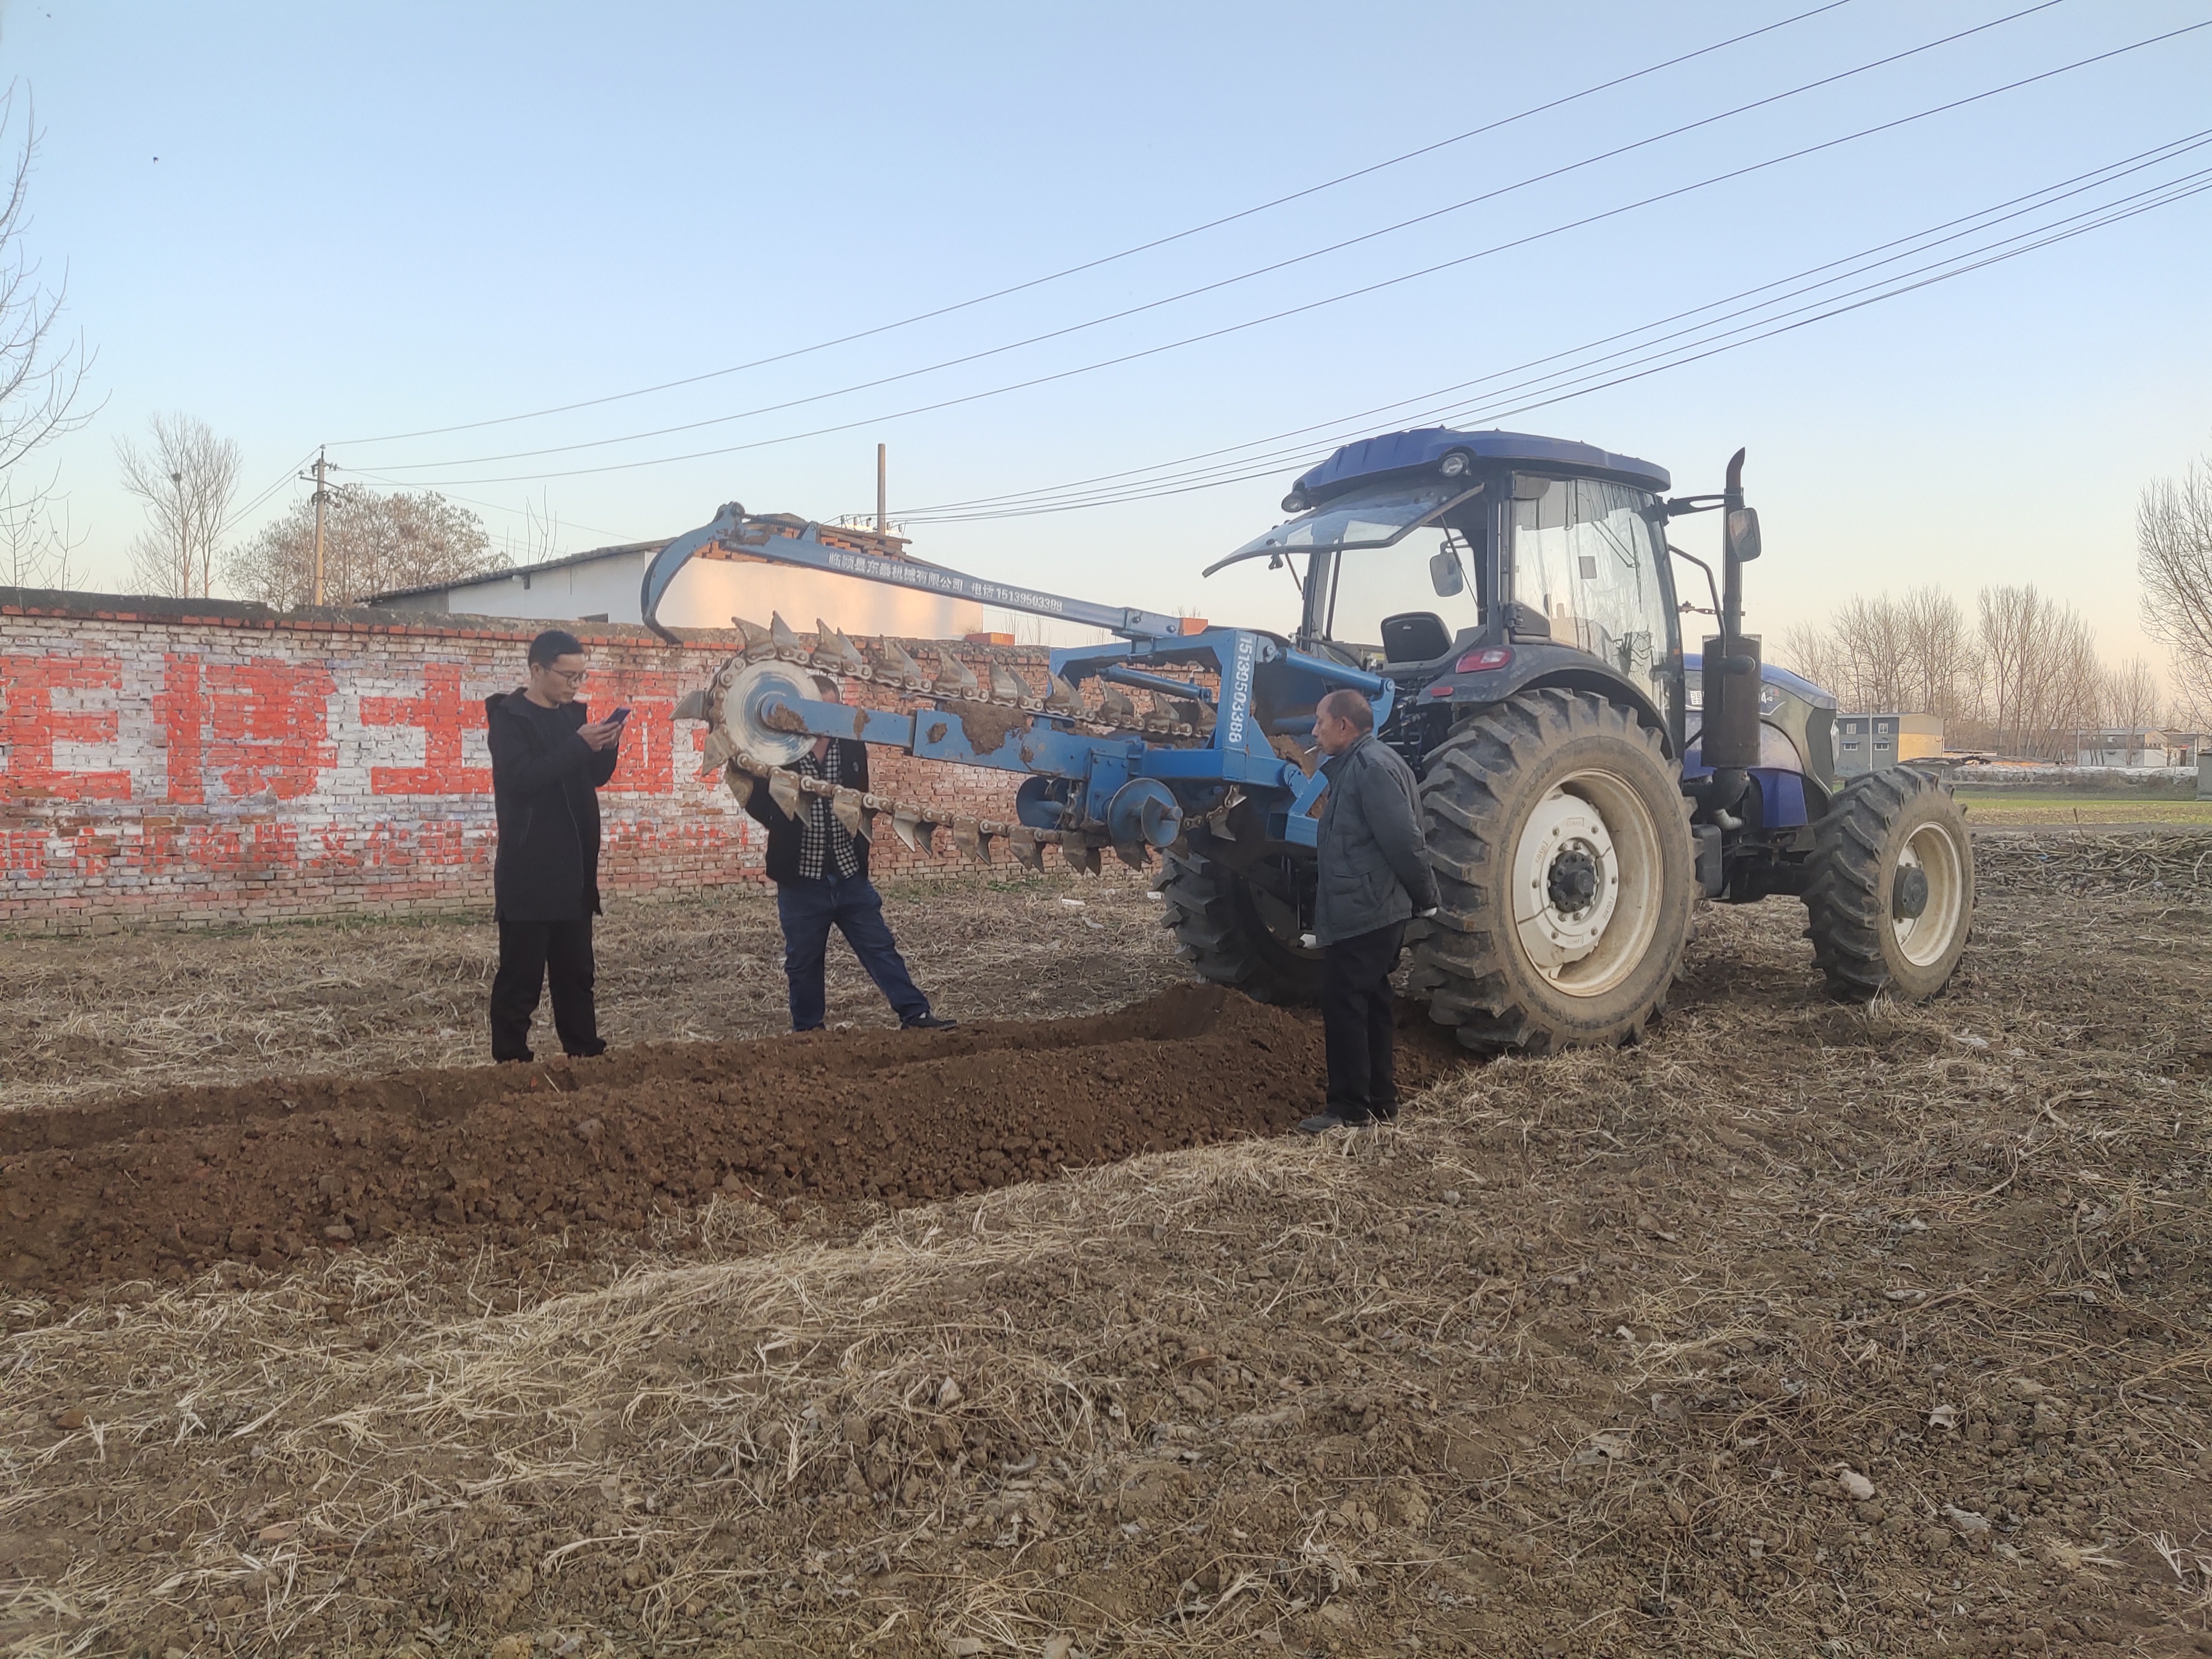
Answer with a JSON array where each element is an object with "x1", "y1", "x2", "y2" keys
[
  {"x1": 1547, "y1": 846, "x2": 1600, "y2": 913},
  {"x1": 1890, "y1": 822, "x2": 1966, "y2": 968},
  {"x1": 1512, "y1": 789, "x2": 1623, "y2": 977},
  {"x1": 1891, "y1": 863, "x2": 1930, "y2": 920}
]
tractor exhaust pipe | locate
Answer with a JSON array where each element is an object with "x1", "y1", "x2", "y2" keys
[{"x1": 1697, "y1": 448, "x2": 1764, "y2": 811}]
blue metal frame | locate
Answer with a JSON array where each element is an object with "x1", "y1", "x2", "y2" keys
[
  {"x1": 657, "y1": 505, "x2": 1394, "y2": 847},
  {"x1": 640, "y1": 503, "x2": 1190, "y2": 645}
]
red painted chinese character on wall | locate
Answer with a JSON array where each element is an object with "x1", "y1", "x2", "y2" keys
[
  {"x1": 361, "y1": 663, "x2": 492, "y2": 795},
  {"x1": 0, "y1": 654, "x2": 132, "y2": 800},
  {"x1": 156, "y1": 654, "x2": 337, "y2": 802},
  {"x1": 594, "y1": 670, "x2": 685, "y2": 796}
]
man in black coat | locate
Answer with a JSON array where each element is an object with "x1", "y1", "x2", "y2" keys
[
  {"x1": 1300, "y1": 688, "x2": 1442, "y2": 1134},
  {"x1": 486, "y1": 629, "x2": 624, "y2": 1061},
  {"x1": 741, "y1": 677, "x2": 953, "y2": 1033}
]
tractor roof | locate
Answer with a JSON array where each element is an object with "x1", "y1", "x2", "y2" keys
[{"x1": 1294, "y1": 427, "x2": 1671, "y2": 500}]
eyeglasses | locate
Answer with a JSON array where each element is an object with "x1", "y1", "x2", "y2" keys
[{"x1": 540, "y1": 665, "x2": 589, "y2": 685}]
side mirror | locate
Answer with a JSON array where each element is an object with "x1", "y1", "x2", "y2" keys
[
  {"x1": 1725, "y1": 506, "x2": 1761, "y2": 562},
  {"x1": 1428, "y1": 549, "x2": 1465, "y2": 598}
]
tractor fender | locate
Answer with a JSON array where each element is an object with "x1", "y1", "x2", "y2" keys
[{"x1": 1418, "y1": 645, "x2": 1672, "y2": 755}]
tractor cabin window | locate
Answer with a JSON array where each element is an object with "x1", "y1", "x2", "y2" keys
[
  {"x1": 1510, "y1": 476, "x2": 1673, "y2": 702},
  {"x1": 1317, "y1": 523, "x2": 1486, "y2": 660}
]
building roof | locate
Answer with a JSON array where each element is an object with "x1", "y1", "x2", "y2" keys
[{"x1": 363, "y1": 515, "x2": 914, "y2": 606}]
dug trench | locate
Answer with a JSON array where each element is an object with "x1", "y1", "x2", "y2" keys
[{"x1": 0, "y1": 983, "x2": 1466, "y2": 1298}]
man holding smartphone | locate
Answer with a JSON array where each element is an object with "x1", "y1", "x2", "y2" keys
[{"x1": 486, "y1": 629, "x2": 625, "y2": 1062}]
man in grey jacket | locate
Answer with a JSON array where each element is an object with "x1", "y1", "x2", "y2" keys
[{"x1": 1300, "y1": 688, "x2": 1442, "y2": 1134}]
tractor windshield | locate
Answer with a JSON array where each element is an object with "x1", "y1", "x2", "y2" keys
[
  {"x1": 1314, "y1": 525, "x2": 1485, "y2": 656},
  {"x1": 1213, "y1": 479, "x2": 1467, "y2": 568}
]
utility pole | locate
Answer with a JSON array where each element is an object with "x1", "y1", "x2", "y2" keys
[
  {"x1": 876, "y1": 442, "x2": 886, "y2": 536},
  {"x1": 310, "y1": 447, "x2": 329, "y2": 606}
]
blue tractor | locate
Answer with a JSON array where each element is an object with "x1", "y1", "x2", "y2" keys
[{"x1": 645, "y1": 428, "x2": 1973, "y2": 1054}]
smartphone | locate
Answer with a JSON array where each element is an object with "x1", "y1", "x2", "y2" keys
[{"x1": 607, "y1": 707, "x2": 632, "y2": 723}]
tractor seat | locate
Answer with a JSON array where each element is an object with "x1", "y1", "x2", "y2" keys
[{"x1": 1380, "y1": 611, "x2": 1453, "y2": 664}]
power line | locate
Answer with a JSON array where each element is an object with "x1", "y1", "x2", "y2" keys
[
  {"x1": 327, "y1": 0, "x2": 1862, "y2": 450},
  {"x1": 905, "y1": 166, "x2": 2212, "y2": 525},
  {"x1": 354, "y1": 0, "x2": 2070, "y2": 477},
  {"x1": 337, "y1": 19, "x2": 2208, "y2": 491},
  {"x1": 217, "y1": 447, "x2": 320, "y2": 538},
  {"x1": 884, "y1": 133, "x2": 2212, "y2": 521}
]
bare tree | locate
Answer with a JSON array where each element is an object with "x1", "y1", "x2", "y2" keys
[
  {"x1": 1897, "y1": 586, "x2": 1980, "y2": 726},
  {"x1": 1978, "y1": 584, "x2": 2104, "y2": 759},
  {"x1": 0, "y1": 86, "x2": 96, "y2": 510},
  {"x1": 226, "y1": 483, "x2": 506, "y2": 608},
  {"x1": 2100, "y1": 656, "x2": 2164, "y2": 761},
  {"x1": 117, "y1": 413, "x2": 241, "y2": 598},
  {"x1": 1776, "y1": 621, "x2": 1843, "y2": 696},
  {"x1": 0, "y1": 462, "x2": 82, "y2": 588},
  {"x1": 2137, "y1": 453, "x2": 2212, "y2": 727}
]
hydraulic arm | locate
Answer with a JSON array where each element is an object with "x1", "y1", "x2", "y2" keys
[{"x1": 643, "y1": 503, "x2": 1391, "y2": 864}]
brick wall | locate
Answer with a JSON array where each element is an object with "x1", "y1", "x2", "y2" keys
[{"x1": 0, "y1": 591, "x2": 1047, "y2": 932}]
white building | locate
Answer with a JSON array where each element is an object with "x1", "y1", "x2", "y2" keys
[
  {"x1": 364, "y1": 518, "x2": 983, "y2": 639},
  {"x1": 2075, "y1": 729, "x2": 2205, "y2": 769}
]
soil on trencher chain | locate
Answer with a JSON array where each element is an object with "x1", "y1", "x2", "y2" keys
[{"x1": 0, "y1": 984, "x2": 1463, "y2": 1297}]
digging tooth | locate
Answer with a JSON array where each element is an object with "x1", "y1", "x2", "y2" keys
[
  {"x1": 831, "y1": 789, "x2": 867, "y2": 839},
  {"x1": 674, "y1": 687, "x2": 711, "y2": 722},
  {"x1": 731, "y1": 615, "x2": 775, "y2": 654},
  {"x1": 1114, "y1": 842, "x2": 1150, "y2": 871},
  {"x1": 875, "y1": 638, "x2": 927, "y2": 684},
  {"x1": 814, "y1": 620, "x2": 868, "y2": 676},
  {"x1": 769, "y1": 612, "x2": 812, "y2": 657},
  {"x1": 989, "y1": 662, "x2": 1030, "y2": 704},
  {"x1": 1098, "y1": 684, "x2": 1139, "y2": 724},
  {"x1": 1062, "y1": 839, "x2": 1101, "y2": 876},
  {"x1": 933, "y1": 650, "x2": 979, "y2": 698},
  {"x1": 951, "y1": 818, "x2": 985, "y2": 861},
  {"x1": 701, "y1": 728, "x2": 733, "y2": 770},
  {"x1": 857, "y1": 807, "x2": 879, "y2": 842},
  {"x1": 1045, "y1": 675, "x2": 1084, "y2": 718},
  {"x1": 767, "y1": 769, "x2": 804, "y2": 821},
  {"x1": 1006, "y1": 828, "x2": 1044, "y2": 870},
  {"x1": 890, "y1": 808, "x2": 925, "y2": 852}
]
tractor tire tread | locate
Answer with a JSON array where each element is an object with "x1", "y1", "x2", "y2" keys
[
  {"x1": 1801, "y1": 765, "x2": 1974, "y2": 1001},
  {"x1": 1410, "y1": 688, "x2": 1692, "y2": 1055}
]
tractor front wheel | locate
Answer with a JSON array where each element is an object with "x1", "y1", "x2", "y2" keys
[
  {"x1": 1156, "y1": 844, "x2": 1323, "y2": 1006},
  {"x1": 1802, "y1": 767, "x2": 1973, "y2": 1001},
  {"x1": 1410, "y1": 688, "x2": 1694, "y2": 1053}
]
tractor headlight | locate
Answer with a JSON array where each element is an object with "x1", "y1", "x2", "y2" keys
[
  {"x1": 1438, "y1": 449, "x2": 1473, "y2": 479},
  {"x1": 1281, "y1": 491, "x2": 1311, "y2": 514}
]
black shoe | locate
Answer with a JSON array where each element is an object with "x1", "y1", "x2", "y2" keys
[
  {"x1": 1299, "y1": 1109, "x2": 1376, "y2": 1135},
  {"x1": 902, "y1": 1014, "x2": 958, "y2": 1030}
]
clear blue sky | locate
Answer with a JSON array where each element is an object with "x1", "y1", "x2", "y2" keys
[{"x1": 8, "y1": 1, "x2": 2210, "y2": 677}]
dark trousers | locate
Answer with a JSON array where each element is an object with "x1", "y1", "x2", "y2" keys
[
  {"x1": 1322, "y1": 920, "x2": 1406, "y2": 1120},
  {"x1": 776, "y1": 871, "x2": 931, "y2": 1031},
  {"x1": 489, "y1": 917, "x2": 606, "y2": 1062}
]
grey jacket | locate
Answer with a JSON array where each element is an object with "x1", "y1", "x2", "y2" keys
[{"x1": 1313, "y1": 733, "x2": 1442, "y2": 946}]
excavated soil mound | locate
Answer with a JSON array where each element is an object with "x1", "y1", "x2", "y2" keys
[{"x1": 1, "y1": 984, "x2": 1463, "y2": 1297}]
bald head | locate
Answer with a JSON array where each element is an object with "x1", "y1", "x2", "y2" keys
[{"x1": 1314, "y1": 689, "x2": 1374, "y2": 755}]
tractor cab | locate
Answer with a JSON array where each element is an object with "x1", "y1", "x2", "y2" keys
[{"x1": 1210, "y1": 428, "x2": 1684, "y2": 767}]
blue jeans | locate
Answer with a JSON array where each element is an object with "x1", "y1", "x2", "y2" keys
[{"x1": 775, "y1": 871, "x2": 932, "y2": 1031}]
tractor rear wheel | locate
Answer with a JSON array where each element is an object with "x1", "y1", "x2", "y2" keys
[
  {"x1": 1410, "y1": 688, "x2": 1694, "y2": 1053},
  {"x1": 1156, "y1": 845, "x2": 1323, "y2": 1006},
  {"x1": 1802, "y1": 766, "x2": 1973, "y2": 1001}
]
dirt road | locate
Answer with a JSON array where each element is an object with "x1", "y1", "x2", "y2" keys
[{"x1": 1, "y1": 841, "x2": 2208, "y2": 1658}]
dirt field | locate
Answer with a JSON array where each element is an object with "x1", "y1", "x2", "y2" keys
[
  {"x1": 3, "y1": 839, "x2": 2210, "y2": 1659},
  {"x1": 1957, "y1": 795, "x2": 2212, "y2": 830}
]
